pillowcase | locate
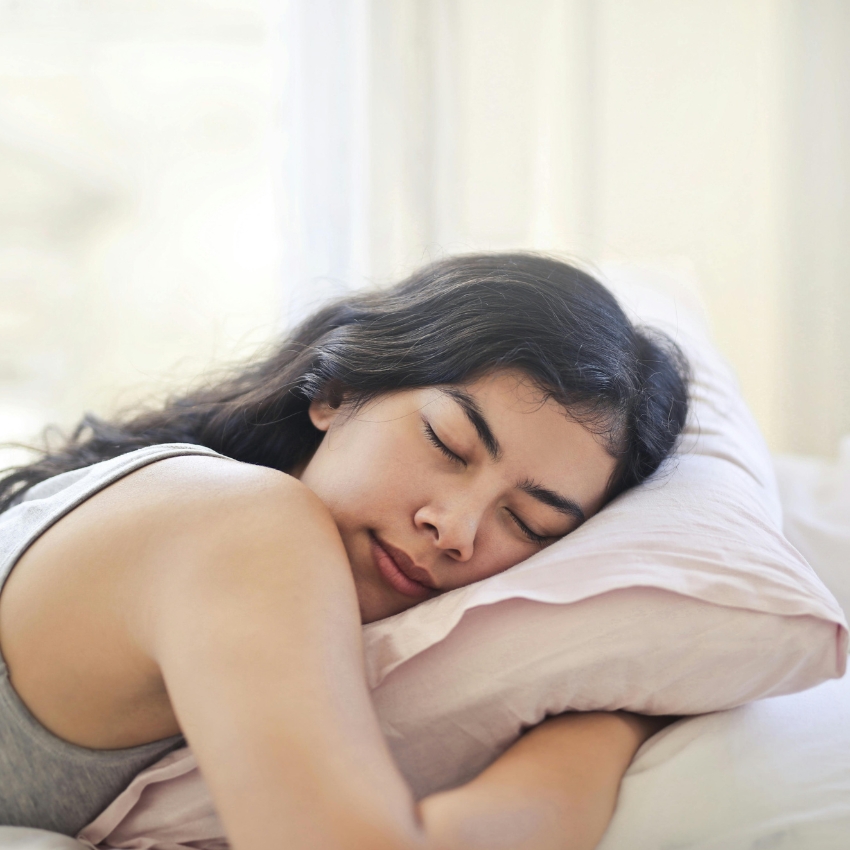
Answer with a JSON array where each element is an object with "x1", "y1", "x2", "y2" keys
[{"x1": 363, "y1": 261, "x2": 848, "y2": 797}]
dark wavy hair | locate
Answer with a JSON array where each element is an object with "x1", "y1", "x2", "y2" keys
[{"x1": 0, "y1": 253, "x2": 689, "y2": 513}]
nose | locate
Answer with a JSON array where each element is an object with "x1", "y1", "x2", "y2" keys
[{"x1": 413, "y1": 501, "x2": 478, "y2": 562}]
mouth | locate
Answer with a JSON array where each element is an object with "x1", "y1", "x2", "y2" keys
[{"x1": 369, "y1": 532, "x2": 435, "y2": 599}]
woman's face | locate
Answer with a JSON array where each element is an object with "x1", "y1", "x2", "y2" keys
[{"x1": 296, "y1": 370, "x2": 618, "y2": 623}]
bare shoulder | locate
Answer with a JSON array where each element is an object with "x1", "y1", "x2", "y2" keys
[
  {"x1": 0, "y1": 454, "x2": 340, "y2": 750},
  {"x1": 21, "y1": 453, "x2": 335, "y2": 592},
  {"x1": 59, "y1": 453, "x2": 337, "y2": 563},
  {"x1": 103, "y1": 453, "x2": 323, "y2": 523},
  {"x1": 40, "y1": 452, "x2": 346, "y2": 651},
  {"x1": 118, "y1": 453, "x2": 341, "y2": 577},
  {"x1": 0, "y1": 456, "x2": 414, "y2": 850}
]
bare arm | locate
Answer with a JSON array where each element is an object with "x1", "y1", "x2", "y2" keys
[
  {"x1": 2, "y1": 454, "x2": 659, "y2": 849},
  {"x1": 418, "y1": 712, "x2": 668, "y2": 850},
  {"x1": 123, "y1": 459, "x2": 661, "y2": 850},
  {"x1": 130, "y1": 462, "x2": 422, "y2": 850}
]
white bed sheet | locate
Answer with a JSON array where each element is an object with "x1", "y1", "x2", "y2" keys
[
  {"x1": 775, "y1": 439, "x2": 850, "y2": 621},
  {"x1": 599, "y1": 667, "x2": 850, "y2": 849},
  {"x1": 0, "y1": 829, "x2": 84, "y2": 850}
]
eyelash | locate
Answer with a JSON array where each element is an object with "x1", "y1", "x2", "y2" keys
[
  {"x1": 423, "y1": 421, "x2": 548, "y2": 546},
  {"x1": 424, "y1": 422, "x2": 466, "y2": 466},
  {"x1": 507, "y1": 511, "x2": 549, "y2": 546}
]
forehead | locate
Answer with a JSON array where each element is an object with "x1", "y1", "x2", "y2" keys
[
  {"x1": 424, "y1": 371, "x2": 616, "y2": 498},
  {"x1": 457, "y1": 370, "x2": 559, "y2": 417},
  {"x1": 434, "y1": 371, "x2": 587, "y2": 447}
]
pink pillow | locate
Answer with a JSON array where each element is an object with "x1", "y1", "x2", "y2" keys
[
  {"x1": 363, "y1": 262, "x2": 847, "y2": 795},
  {"x1": 77, "y1": 265, "x2": 848, "y2": 848}
]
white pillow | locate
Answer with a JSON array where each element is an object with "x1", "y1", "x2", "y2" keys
[
  {"x1": 774, "y1": 439, "x2": 850, "y2": 621},
  {"x1": 363, "y1": 262, "x2": 848, "y2": 796},
  {"x1": 598, "y1": 668, "x2": 850, "y2": 850}
]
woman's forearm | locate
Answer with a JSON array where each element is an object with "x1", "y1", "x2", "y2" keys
[
  {"x1": 130, "y1": 464, "x2": 664, "y2": 850},
  {"x1": 417, "y1": 712, "x2": 669, "y2": 850}
]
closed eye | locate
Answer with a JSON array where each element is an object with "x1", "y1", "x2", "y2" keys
[
  {"x1": 506, "y1": 509, "x2": 550, "y2": 546},
  {"x1": 423, "y1": 420, "x2": 466, "y2": 467}
]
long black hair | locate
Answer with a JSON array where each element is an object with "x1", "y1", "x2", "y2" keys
[{"x1": 0, "y1": 253, "x2": 689, "y2": 512}]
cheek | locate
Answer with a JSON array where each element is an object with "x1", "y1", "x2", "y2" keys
[
  {"x1": 310, "y1": 422, "x2": 429, "y2": 526},
  {"x1": 449, "y1": 514, "x2": 533, "y2": 589}
]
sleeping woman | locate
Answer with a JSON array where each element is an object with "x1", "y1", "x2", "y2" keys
[{"x1": 0, "y1": 253, "x2": 688, "y2": 850}]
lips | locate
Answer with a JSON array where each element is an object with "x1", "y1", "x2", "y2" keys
[{"x1": 370, "y1": 533, "x2": 435, "y2": 599}]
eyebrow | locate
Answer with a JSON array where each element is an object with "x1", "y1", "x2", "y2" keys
[
  {"x1": 441, "y1": 387, "x2": 502, "y2": 460},
  {"x1": 440, "y1": 387, "x2": 587, "y2": 525},
  {"x1": 518, "y1": 478, "x2": 587, "y2": 524}
]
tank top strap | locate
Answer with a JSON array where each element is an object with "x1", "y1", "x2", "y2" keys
[{"x1": 0, "y1": 443, "x2": 226, "y2": 836}]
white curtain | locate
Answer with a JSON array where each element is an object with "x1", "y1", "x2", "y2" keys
[
  {"x1": 1, "y1": 2, "x2": 845, "y2": 458},
  {"x1": 277, "y1": 0, "x2": 372, "y2": 325},
  {"x1": 0, "y1": 1, "x2": 283, "y2": 465},
  {"x1": 781, "y1": 0, "x2": 850, "y2": 455},
  {"x1": 281, "y1": 0, "x2": 850, "y2": 456}
]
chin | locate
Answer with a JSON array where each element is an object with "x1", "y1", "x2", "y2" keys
[
  {"x1": 357, "y1": 588, "x2": 414, "y2": 624},
  {"x1": 356, "y1": 585, "x2": 391, "y2": 624}
]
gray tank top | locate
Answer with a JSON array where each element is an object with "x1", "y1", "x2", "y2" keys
[{"x1": 0, "y1": 443, "x2": 226, "y2": 836}]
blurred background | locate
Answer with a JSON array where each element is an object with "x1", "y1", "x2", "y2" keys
[{"x1": 1, "y1": 0, "x2": 848, "y2": 466}]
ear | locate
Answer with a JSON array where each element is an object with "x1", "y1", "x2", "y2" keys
[{"x1": 308, "y1": 398, "x2": 338, "y2": 432}]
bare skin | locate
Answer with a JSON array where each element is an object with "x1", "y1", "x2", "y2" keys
[
  {"x1": 297, "y1": 371, "x2": 618, "y2": 621},
  {"x1": 0, "y1": 370, "x2": 662, "y2": 850}
]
